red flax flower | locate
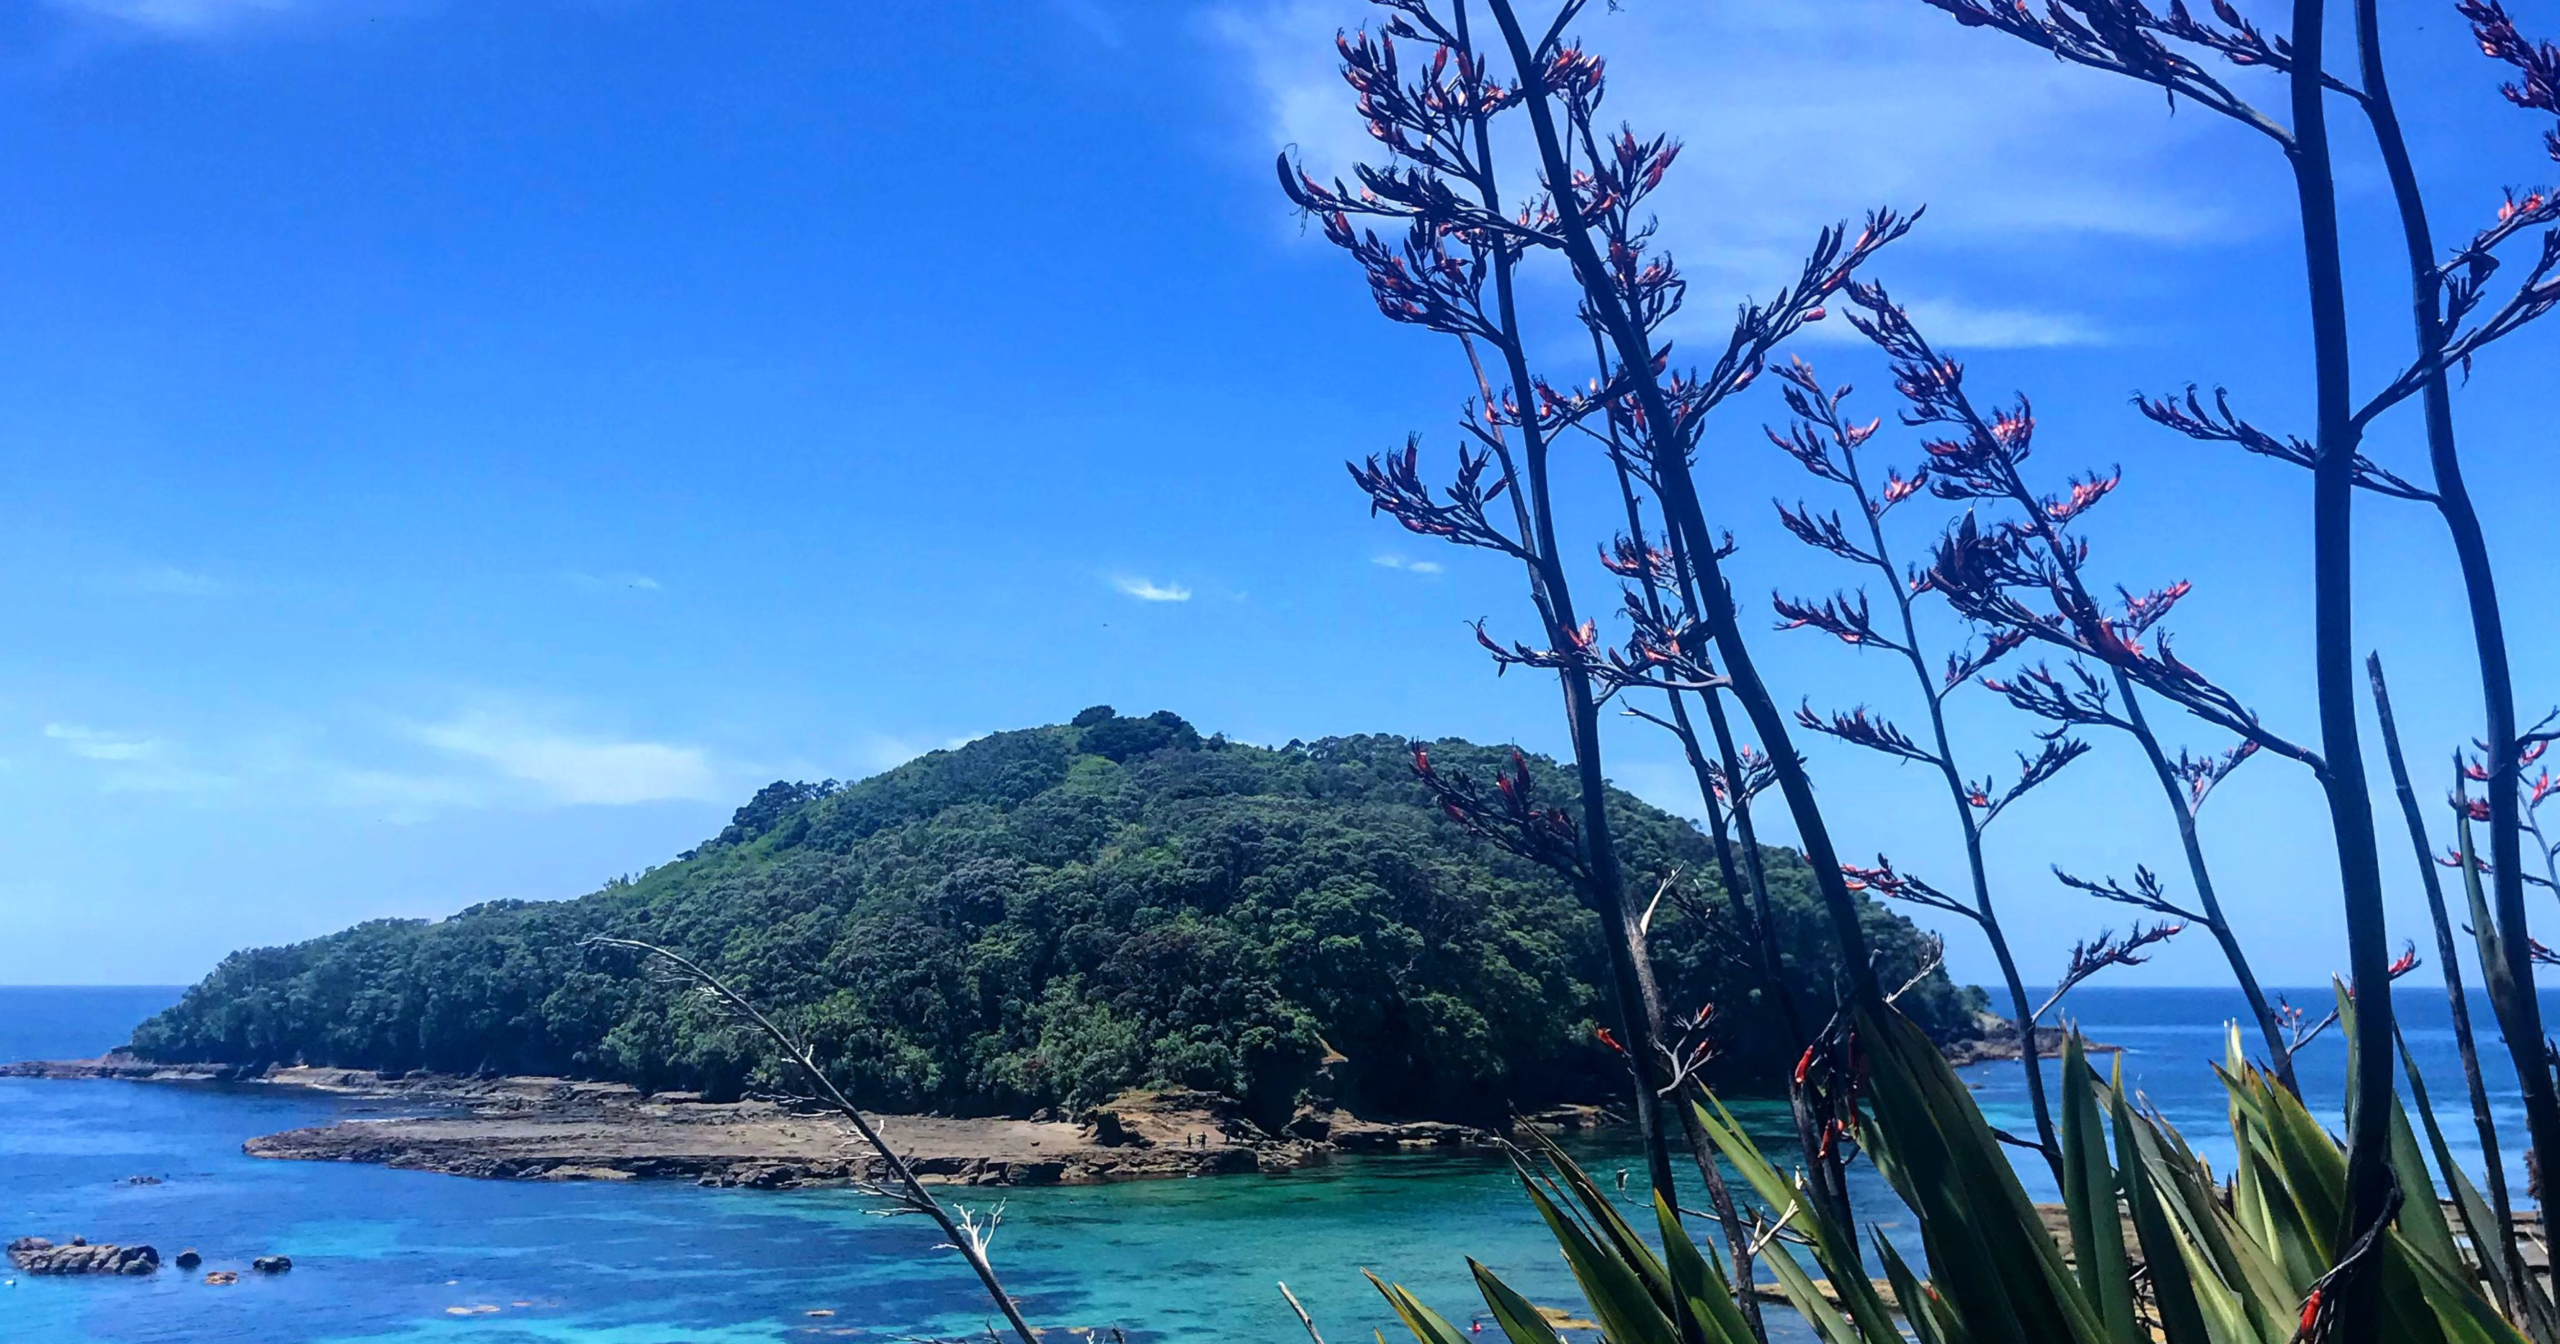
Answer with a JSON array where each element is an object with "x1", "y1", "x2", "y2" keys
[
  {"x1": 1411, "y1": 743, "x2": 1584, "y2": 880},
  {"x1": 2343, "y1": 942, "x2": 2427, "y2": 999},
  {"x1": 2459, "y1": 2, "x2": 2560, "y2": 123},
  {"x1": 1841, "y1": 855, "x2": 1975, "y2": 922},
  {"x1": 2044, "y1": 469, "x2": 2120, "y2": 524}
]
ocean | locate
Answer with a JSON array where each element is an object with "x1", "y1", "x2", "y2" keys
[{"x1": 0, "y1": 983, "x2": 2542, "y2": 1344}]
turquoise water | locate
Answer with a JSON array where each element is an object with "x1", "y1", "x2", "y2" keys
[{"x1": 0, "y1": 984, "x2": 2543, "y2": 1343}]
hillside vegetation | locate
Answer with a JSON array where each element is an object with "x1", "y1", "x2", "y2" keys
[{"x1": 130, "y1": 710, "x2": 1978, "y2": 1127}]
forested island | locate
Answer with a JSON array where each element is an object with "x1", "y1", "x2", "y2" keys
[{"x1": 123, "y1": 710, "x2": 1979, "y2": 1132}]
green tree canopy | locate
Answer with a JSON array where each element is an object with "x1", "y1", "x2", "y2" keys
[{"x1": 131, "y1": 713, "x2": 1980, "y2": 1127}]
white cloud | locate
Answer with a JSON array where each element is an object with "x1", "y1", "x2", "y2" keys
[
  {"x1": 51, "y1": 0, "x2": 298, "y2": 33},
  {"x1": 1797, "y1": 298, "x2": 2106, "y2": 351},
  {"x1": 44, "y1": 723, "x2": 160, "y2": 762},
  {"x1": 1112, "y1": 575, "x2": 1194, "y2": 602},
  {"x1": 1373, "y1": 553, "x2": 1445, "y2": 575},
  {"x1": 410, "y1": 711, "x2": 725, "y2": 806}
]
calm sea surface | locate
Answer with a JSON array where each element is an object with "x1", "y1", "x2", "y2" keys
[{"x1": 2, "y1": 983, "x2": 2547, "y2": 1344}]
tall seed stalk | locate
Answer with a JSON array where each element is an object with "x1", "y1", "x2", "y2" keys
[
  {"x1": 2368, "y1": 656, "x2": 2539, "y2": 1328},
  {"x1": 1762, "y1": 359, "x2": 2083, "y2": 1175},
  {"x1": 585, "y1": 938, "x2": 1040, "y2": 1344},
  {"x1": 1479, "y1": 0, "x2": 1892, "y2": 1017},
  {"x1": 1294, "y1": 0, "x2": 1685, "y2": 1204},
  {"x1": 2356, "y1": 0, "x2": 2560, "y2": 1229}
]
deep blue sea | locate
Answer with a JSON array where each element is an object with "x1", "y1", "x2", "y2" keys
[{"x1": 2, "y1": 983, "x2": 2545, "y2": 1344}]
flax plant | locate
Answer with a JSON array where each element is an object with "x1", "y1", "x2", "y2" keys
[
  {"x1": 2347, "y1": 7, "x2": 2560, "y2": 1193},
  {"x1": 1589, "y1": 371, "x2": 1849, "y2": 1274},
  {"x1": 1280, "y1": 0, "x2": 1687, "y2": 1206},
  {"x1": 1593, "y1": 368, "x2": 1801, "y2": 1058},
  {"x1": 1277, "y1": 5, "x2": 1905, "y2": 1306},
  {"x1": 1910, "y1": 7, "x2": 2560, "y2": 1330},
  {"x1": 1275, "y1": 2, "x2": 2560, "y2": 1341},
  {"x1": 1466, "y1": 0, "x2": 1911, "y2": 1028},
  {"x1": 1587, "y1": 356, "x2": 1850, "y2": 1245},
  {"x1": 1372, "y1": 1010, "x2": 2527, "y2": 1344},
  {"x1": 2369, "y1": 656, "x2": 2545, "y2": 1332},
  {"x1": 1447, "y1": 19, "x2": 1926, "y2": 1264}
]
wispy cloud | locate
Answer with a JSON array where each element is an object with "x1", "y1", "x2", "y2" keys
[
  {"x1": 1048, "y1": 0, "x2": 1124, "y2": 46},
  {"x1": 410, "y1": 710, "x2": 725, "y2": 806},
  {"x1": 50, "y1": 0, "x2": 300, "y2": 34},
  {"x1": 42, "y1": 723, "x2": 237, "y2": 795},
  {"x1": 1798, "y1": 297, "x2": 2107, "y2": 350},
  {"x1": 1372, "y1": 553, "x2": 1445, "y2": 576},
  {"x1": 563, "y1": 571, "x2": 664, "y2": 594},
  {"x1": 107, "y1": 566, "x2": 235, "y2": 597},
  {"x1": 1112, "y1": 575, "x2": 1193, "y2": 603},
  {"x1": 43, "y1": 719, "x2": 470, "y2": 813},
  {"x1": 35, "y1": 701, "x2": 743, "y2": 819},
  {"x1": 1214, "y1": 0, "x2": 2244, "y2": 339},
  {"x1": 44, "y1": 723, "x2": 161, "y2": 762}
]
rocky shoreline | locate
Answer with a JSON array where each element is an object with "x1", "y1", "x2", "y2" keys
[
  {"x1": 5, "y1": 1033, "x2": 2073, "y2": 1193},
  {"x1": 3, "y1": 1055, "x2": 1537, "y2": 1189}
]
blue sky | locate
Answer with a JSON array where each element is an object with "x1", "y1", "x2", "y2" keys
[{"x1": 1, "y1": 0, "x2": 2554, "y2": 991}]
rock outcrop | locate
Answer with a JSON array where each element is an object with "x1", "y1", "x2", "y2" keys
[
  {"x1": 8, "y1": 1237, "x2": 160, "y2": 1276},
  {"x1": 1941, "y1": 1018, "x2": 2120, "y2": 1066},
  {"x1": 15, "y1": 1059, "x2": 1521, "y2": 1191},
  {"x1": 196, "y1": 1072, "x2": 1519, "y2": 1188}
]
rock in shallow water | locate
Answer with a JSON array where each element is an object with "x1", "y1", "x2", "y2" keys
[{"x1": 7, "y1": 1237, "x2": 160, "y2": 1276}]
